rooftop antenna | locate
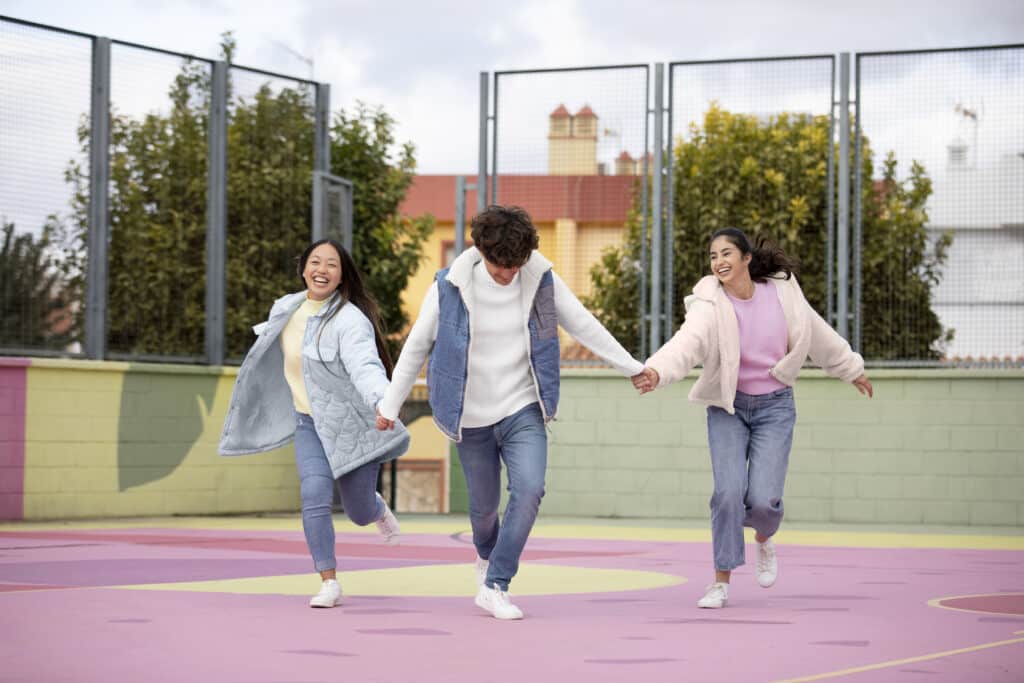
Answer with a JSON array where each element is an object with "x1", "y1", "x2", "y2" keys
[{"x1": 953, "y1": 100, "x2": 983, "y2": 168}]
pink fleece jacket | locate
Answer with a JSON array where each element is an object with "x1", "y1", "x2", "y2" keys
[{"x1": 645, "y1": 273, "x2": 864, "y2": 414}]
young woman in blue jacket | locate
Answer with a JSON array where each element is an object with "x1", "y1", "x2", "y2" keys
[{"x1": 220, "y1": 239, "x2": 410, "y2": 608}]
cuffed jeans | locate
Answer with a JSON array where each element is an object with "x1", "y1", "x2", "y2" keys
[
  {"x1": 706, "y1": 387, "x2": 795, "y2": 572},
  {"x1": 457, "y1": 403, "x2": 547, "y2": 592},
  {"x1": 295, "y1": 412, "x2": 383, "y2": 572}
]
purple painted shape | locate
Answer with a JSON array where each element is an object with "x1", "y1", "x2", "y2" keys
[
  {"x1": 281, "y1": 650, "x2": 355, "y2": 658},
  {"x1": 811, "y1": 640, "x2": 871, "y2": 647},
  {"x1": 0, "y1": 558, "x2": 313, "y2": 586},
  {"x1": 0, "y1": 361, "x2": 27, "y2": 521}
]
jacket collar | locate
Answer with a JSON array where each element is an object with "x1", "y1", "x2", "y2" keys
[
  {"x1": 445, "y1": 246, "x2": 552, "y2": 294},
  {"x1": 274, "y1": 290, "x2": 341, "y2": 319},
  {"x1": 691, "y1": 272, "x2": 790, "y2": 303}
]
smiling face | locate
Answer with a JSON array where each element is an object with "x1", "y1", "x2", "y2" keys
[
  {"x1": 483, "y1": 257, "x2": 521, "y2": 286},
  {"x1": 302, "y1": 243, "x2": 343, "y2": 300},
  {"x1": 709, "y1": 235, "x2": 752, "y2": 287}
]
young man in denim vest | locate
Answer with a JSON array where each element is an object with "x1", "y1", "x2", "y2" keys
[{"x1": 377, "y1": 205, "x2": 644, "y2": 619}]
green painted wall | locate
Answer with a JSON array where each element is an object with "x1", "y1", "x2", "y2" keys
[{"x1": 529, "y1": 369, "x2": 1024, "y2": 526}]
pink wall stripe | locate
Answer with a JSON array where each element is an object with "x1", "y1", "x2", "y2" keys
[{"x1": 0, "y1": 358, "x2": 29, "y2": 521}]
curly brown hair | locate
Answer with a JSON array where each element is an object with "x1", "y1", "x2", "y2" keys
[{"x1": 470, "y1": 205, "x2": 539, "y2": 268}]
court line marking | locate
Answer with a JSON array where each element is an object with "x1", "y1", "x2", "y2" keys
[
  {"x1": 927, "y1": 592, "x2": 1024, "y2": 616},
  {"x1": 774, "y1": 631, "x2": 1024, "y2": 682}
]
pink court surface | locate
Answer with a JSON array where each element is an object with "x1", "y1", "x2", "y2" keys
[{"x1": 1, "y1": 516, "x2": 1022, "y2": 682}]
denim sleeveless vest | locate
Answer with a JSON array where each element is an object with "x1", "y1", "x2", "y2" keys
[{"x1": 427, "y1": 268, "x2": 560, "y2": 441}]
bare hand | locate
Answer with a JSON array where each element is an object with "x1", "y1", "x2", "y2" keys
[
  {"x1": 375, "y1": 408, "x2": 395, "y2": 431},
  {"x1": 852, "y1": 374, "x2": 873, "y2": 398},
  {"x1": 632, "y1": 367, "x2": 660, "y2": 395}
]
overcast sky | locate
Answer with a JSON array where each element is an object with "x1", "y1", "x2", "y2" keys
[{"x1": 3, "y1": 0, "x2": 1022, "y2": 174}]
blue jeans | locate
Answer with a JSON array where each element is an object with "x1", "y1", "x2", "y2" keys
[
  {"x1": 294, "y1": 412, "x2": 383, "y2": 572},
  {"x1": 457, "y1": 403, "x2": 547, "y2": 591},
  {"x1": 706, "y1": 387, "x2": 795, "y2": 572}
]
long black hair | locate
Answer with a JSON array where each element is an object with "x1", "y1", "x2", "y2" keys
[
  {"x1": 298, "y1": 239, "x2": 394, "y2": 379},
  {"x1": 710, "y1": 228, "x2": 798, "y2": 282}
]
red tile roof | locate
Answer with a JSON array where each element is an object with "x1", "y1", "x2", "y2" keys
[
  {"x1": 400, "y1": 175, "x2": 638, "y2": 223},
  {"x1": 575, "y1": 104, "x2": 596, "y2": 118},
  {"x1": 550, "y1": 104, "x2": 571, "y2": 118}
]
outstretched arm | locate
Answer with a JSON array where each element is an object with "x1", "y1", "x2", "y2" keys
[
  {"x1": 552, "y1": 273, "x2": 644, "y2": 376},
  {"x1": 643, "y1": 300, "x2": 712, "y2": 390}
]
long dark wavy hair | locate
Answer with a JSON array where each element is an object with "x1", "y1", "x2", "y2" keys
[
  {"x1": 298, "y1": 239, "x2": 394, "y2": 378},
  {"x1": 710, "y1": 227, "x2": 798, "y2": 282}
]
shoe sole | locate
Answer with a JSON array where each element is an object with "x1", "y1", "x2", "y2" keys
[
  {"x1": 474, "y1": 594, "x2": 524, "y2": 620},
  {"x1": 309, "y1": 598, "x2": 342, "y2": 608},
  {"x1": 697, "y1": 598, "x2": 727, "y2": 609}
]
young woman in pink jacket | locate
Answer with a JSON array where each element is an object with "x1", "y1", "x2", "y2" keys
[{"x1": 634, "y1": 227, "x2": 873, "y2": 609}]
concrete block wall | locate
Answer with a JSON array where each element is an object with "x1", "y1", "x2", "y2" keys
[
  {"x1": 1, "y1": 358, "x2": 298, "y2": 520},
  {"x1": 537, "y1": 369, "x2": 1024, "y2": 526}
]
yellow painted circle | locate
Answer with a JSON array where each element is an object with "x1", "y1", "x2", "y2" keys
[{"x1": 118, "y1": 562, "x2": 686, "y2": 597}]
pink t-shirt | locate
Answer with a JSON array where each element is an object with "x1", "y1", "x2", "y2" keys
[{"x1": 726, "y1": 280, "x2": 788, "y2": 395}]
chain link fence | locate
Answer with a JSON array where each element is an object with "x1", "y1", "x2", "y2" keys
[
  {"x1": 492, "y1": 66, "x2": 650, "y2": 360},
  {"x1": 0, "y1": 16, "x2": 327, "y2": 364},
  {"x1": 856, "y1": 46, "x2": 1024, "y2": 364},
  {"x1": 667, "y1": 56, "x2": 836, "y2": 344},
  {"x1": 1, "y1": 19, "x2": 92, "y2": 356},
  {"x1": 224, "y1": 67, "x2": 317, "y2": 361},
  {"x1": 3, "y1": 15, "x2": 1021, "y2": 367},
  {"x1": 105, "y1": 43, "x2": 211, "y2": 361}
]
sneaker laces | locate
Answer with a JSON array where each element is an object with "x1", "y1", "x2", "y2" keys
[
  {"x1": 703, "y1": 583, "x2": 726, "y2": 598},
  {"x1": 493, "y1": 587, "x2": 512, "y2": 605},
  {"x1": 757, "y1": 542, "x2": 776, "y2": 573}
]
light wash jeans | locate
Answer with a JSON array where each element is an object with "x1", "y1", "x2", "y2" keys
[
  {"x1": 706, "y1": 387, "x2": 795, "y2": 572},
  {"x1": 294, "y1": 412, "x2": 383, "y2": 572},
  {"x1": 456, "y1": 403, "x2": 547, "y2": 591}
]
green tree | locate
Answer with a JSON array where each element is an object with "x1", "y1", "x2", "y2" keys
[
  {"x1": 57, "y1": 34, "x2": 432, "y2": 361},
  {"x1": 0, "y1": 221, "x2": 75, "y2": 349},
  {"x1": 586, "y1": 104, "x2": 951, "y2": 361}
]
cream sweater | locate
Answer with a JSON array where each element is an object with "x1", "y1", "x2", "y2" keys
[{"x1": 645, "y1": 273, "x2": 864, "y2": 414}]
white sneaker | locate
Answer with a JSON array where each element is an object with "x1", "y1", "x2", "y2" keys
[
  {"x1": 756, "y1": 538, "x2": 778, "y2": 588},
  {"x1": 475, "y1": 556, "x2": 489, "y2": 587},
  {"x1": 309, "y1": 579, "x2": 342, "y2": 608},
  {"x1": 475, "y1": 584, "x2": 524, "y2": 620},
  {"x1": 374, "y1": 493, "x2": 400, "y2": 545},
  {"x1": 697, "y1": 582, "x2": 729, "y2": 609}
]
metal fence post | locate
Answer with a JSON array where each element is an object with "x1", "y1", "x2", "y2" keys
[
  {"x1": 664, "y1": 64, "x2": 675, "y2": 337},
  {"x1": 489, "y1": 73, "x2": 498, "y2": 205},
  {"x1": 85, "y1": 36, "x2": 111, "y2": 360},
  {"x1": 455, "y1": 175, "x2": 466, "y2": 255},
  {"x1": 315, "y1": 83, "x2": 331, "y2": 174},
  {"x1": 478, "y1": 72, "x2": 488, "y2": 214},
  {"x1": 205, "y1": 61, "x2": 227, "y2": 366},
  {"x1": 826, "y1": 60, "x2": 837, "y2": 327},
  {"x1": 836, "y1": 53, "x2": 851, "y2": 340},
  {"x1": 852, "y1": 56, "x2": 863, "y2": 353},
  {"x1": 649, "y1": 63, "x2": 665, "y2": 351},
  {"x1": 312, "y1": 83, "x2": 330, "y2": 244}
]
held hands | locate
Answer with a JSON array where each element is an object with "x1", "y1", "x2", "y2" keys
[
  {"x1": 375, "y1": 408, "x2": 395, "y2": 431},
  {"x1": 631, "y1": 367, "x2": 660, "y2": 395},
  {"x1": 852, "y1": 374, "x2": 874, "y2": 398}
]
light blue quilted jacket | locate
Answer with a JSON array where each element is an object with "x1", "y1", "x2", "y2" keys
[{"x1": 219, "y1": 291, "x2": 410, "y2": 478}]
